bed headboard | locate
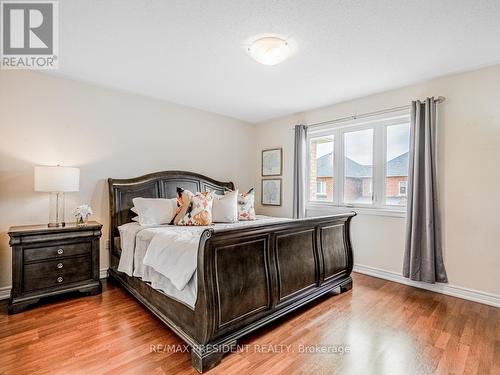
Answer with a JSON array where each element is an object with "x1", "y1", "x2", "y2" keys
[{"x1": 108, "y1": 170, "x2": 234, "y2": 251}]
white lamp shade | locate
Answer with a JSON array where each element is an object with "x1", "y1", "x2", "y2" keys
[{"x1": 34, "y1": 166, "x2": 80, "y2": 192}]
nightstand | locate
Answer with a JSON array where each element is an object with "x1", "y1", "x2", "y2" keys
[{"x1": 8, "y1": 221, "x2": 102, "y2": 314}]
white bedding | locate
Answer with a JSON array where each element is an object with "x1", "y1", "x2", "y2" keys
[{"x1": 118, "y1": 215, "x2": 291, "y2": 309}]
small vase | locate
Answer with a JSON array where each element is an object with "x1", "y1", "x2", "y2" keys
[{"x1": 77, "y1": 215, "x2": 89, "y2": 226}]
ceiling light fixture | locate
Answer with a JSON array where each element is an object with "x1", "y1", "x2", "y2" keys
[{"x1": 247, "y1": 37, "x2": 291, "y2": 66}]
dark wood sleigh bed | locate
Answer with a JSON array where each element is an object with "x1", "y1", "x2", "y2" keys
[{"x1": 108, "y1": 170, "x2": 355, "y2": 372}]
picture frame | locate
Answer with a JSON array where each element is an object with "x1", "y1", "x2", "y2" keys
[
  {"x1": 261, "y1": 178, "x2": 282, "y2": 206},
  {"x1": 261, "y1": 148, "x2": 282, "y2": 176}
]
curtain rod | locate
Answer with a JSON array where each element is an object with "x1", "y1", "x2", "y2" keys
[{"x1": 304, "y1": 96, "x2": 445, "y2": 129}]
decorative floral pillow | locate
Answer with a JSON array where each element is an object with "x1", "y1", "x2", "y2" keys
[
  {"x1": 173, "y1": 188, "x2": 195, "y2": 225},
  {"x1": 238, "y1": 188, "x2": 256, "y2": 221},
  {"x1": 176, "y1": 191, "x2": 214, "y2": 226}
]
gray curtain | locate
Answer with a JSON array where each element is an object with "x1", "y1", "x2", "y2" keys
[
  {"x1": 293, "y1": 125, "x2": 307, "y2": 219},
  {"x1": 403, "y1": 98, "x2": 448, "y2": 283}
]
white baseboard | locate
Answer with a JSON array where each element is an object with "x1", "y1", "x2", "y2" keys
[
  {"x1": 0, "y1": 286, "x2": 11, "y2": 300},
  {"x1": 0, "y1": 267, "x2": 110, "y2": 300},
  {"x1": 2, "y1": 265, "x2": 497, "y2": 307},
  {"x1": 99, "y1": 267, "x2": 108, "y2": 279},
  {"x1": 353, "y1": 264, "x2": 500, "y2": 308}
]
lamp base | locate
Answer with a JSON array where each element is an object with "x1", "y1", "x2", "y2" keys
[
  {"x1": 48, "y1": 192, "x2": 66, "y2": 228},
  {"x1": 48, "y1": 222, "x2": 66, "y2": 228}
]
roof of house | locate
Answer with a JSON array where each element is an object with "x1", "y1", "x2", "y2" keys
[
  {"x1": 386, "y1": 152, "x2": 409, "y2": 177},
  {"x1": 317, "y1": 151, "x2": 408, "y2": 178}
]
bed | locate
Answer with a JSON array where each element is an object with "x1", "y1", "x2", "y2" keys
[{"x1": 108, "y1": 170, "x2": 355, "y2": 372}]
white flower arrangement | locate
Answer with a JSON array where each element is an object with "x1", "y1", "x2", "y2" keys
[{"x1": 74, "y1": 204, "x2": 93, "y2": 222}]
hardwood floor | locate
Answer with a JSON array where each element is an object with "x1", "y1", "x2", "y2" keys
[{"x1": 0, "y1": 273, "x2": 498, "y2": 375}]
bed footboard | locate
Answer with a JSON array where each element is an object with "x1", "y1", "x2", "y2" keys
[{"x1": 191, "y1": 212, "x2": 355, "y2": 372}]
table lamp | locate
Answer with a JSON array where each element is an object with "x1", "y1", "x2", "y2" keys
[{"x1": 34, "y1": 166, "x2": 80, "y2": 227}]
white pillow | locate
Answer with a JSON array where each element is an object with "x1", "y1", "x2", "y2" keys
[
  {"x1": 131, "y1": 197, "x2": 177, "y2": 225},
  {"x1": 212, "y1": 190, "x2": 238, "y2": 223}
]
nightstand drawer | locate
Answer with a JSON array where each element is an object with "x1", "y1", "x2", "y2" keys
[
  {"x1": 23, "y1": 256, "x2": 92, "y2": 292},
  {"x1": 24, "y1": 242, "x2": 91, "y2": 262}
]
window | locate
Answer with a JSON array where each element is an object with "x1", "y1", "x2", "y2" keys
[
  {"x1": 308, "y1": 135, "x2": 334, "y2": 202},
  {"x1": 316, "y1": 181, "x2": 327, "y2": 197},
  {"x1": 399, "y1": 181, "x2": 407, "y2": 196},
  {"x1": 306, "y1": 109, "x2": 410, "y2": 210},
  {"x1": 344, "y1": 128, "x2": 373, "y2": 205},
  {"x1": 385, "y1": 123, "x2": 410, "y2": 206},
  {"x1": 317, "y1": 181, "x2": 326, "y2": 194}
]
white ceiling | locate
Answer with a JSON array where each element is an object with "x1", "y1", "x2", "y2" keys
[{"x1": 51, "y1": 0, "x2": 500, "y2": 123}]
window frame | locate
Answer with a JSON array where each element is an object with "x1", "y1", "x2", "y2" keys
[{"x1": 306, "y1": 109, "x2": 410, "y2": 213}]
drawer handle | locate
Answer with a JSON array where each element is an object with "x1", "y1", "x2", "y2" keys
[
  {"x1": 57, "y1": 263, "x2": 63, "y2": 269},
  {"x1": 57, "y1": 248, "x2": 64, "y2": 255},
  {"x1": 57, "y1": 277, "x2": 63, "y2": 283}
]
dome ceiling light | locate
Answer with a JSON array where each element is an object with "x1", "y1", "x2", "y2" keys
[{"x1": 247, "y1": 37, "x2": 291, "y2": 66}]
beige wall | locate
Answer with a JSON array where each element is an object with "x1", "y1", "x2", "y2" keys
[
  {"x1": 1, "y1": 65, "x2": 499, "y2": 298},
  {"x1": 255, "y1": 64, "x2": 500, "y2": 296},
  {"x1": 0, "y1": 71, "x2": 256, "y2": 290}
]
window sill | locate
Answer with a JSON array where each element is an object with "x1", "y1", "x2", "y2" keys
[{"x1": 306, "y1": 203, "x2": 406, "y2": 218}]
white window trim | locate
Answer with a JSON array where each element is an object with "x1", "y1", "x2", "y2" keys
[
  {"x1": 306, "y1": 202, "x2": 407, "y2": 218},
  {"x1": 306, "y1": 109, "x2": 410, "y2": 216}
]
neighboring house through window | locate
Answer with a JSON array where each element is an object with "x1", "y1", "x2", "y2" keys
[{"x1": 363, "y1": 179, "x2": 372, "y2": 197}]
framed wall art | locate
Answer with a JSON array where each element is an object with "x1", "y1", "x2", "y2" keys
[
  {"x1": 261, "y1": 178, "x2": 282, "y2": 206},
  {"x1": 262, "y1": 148, "x2": 282, "y2": 176}
]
